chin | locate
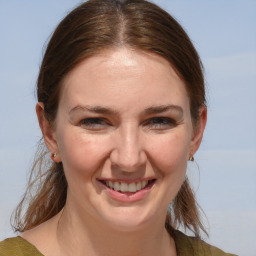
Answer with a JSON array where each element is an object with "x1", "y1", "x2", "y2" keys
[{"x1": 97, "y1": 205, "x2": 160, "y2": 232}]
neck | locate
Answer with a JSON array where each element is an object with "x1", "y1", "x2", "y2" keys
[{"x1": 56, "y1": 203, "x2": 176, "y2": 256}]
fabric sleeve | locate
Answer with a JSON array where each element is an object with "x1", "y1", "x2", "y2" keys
[{"x1": 0, "y1": 237, "x2": 44, "y2": 256}]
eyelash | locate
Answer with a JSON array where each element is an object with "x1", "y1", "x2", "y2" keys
[
  {"x1": 80, "y1": 118, "x2": 109, "y2": 129},
  {"x1": 79, "y1": 117, "x2": 177, "y2": 130},
  {"x1": 143, "y1": 117, "x2": 177, "y2": 129}
]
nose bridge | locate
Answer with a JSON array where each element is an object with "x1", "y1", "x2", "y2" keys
[{"x1": 111, "y1": 123, "x2": 146, "y2": 171}]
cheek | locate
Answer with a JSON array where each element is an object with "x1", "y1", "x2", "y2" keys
[
  {"x1": 147, "y1": 132, "x2": 190, "y2": 203},
  {"x1": 147, "y1": 132, "x2": 190, "y2": 175},
  {"x1": 57, "y1": 130, "x2": 111, "y2": 179}
]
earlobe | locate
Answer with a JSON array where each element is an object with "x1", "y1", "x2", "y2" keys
[
  {"x1": 189, "y1": 106, "x2": 207, "y2": 158},
  {"x1": 36, "y1": 103, "x2": 61, "y2": 162}
]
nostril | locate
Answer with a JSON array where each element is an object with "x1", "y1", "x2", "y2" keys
[
  {"x1": 109, "y1": 139, "x2": 147, "y2": 170},
  {"x1": 110, "y1": 151, "x2": 147, "y2": 172}
]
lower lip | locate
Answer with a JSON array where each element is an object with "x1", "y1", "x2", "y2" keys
[{"x1": 98, "y1": 181, "x2": 155, "y2": 203}]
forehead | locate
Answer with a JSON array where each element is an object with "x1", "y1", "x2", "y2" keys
[{"x1": 59, "y1": 48, "x2": 190, "y2": 112}]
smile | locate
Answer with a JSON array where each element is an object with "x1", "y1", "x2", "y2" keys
[{"x1": 100, "y1": 179, "x2": 156, "y2": 193}]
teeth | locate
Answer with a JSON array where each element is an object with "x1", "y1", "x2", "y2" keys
[
  {"x1": 128, "y1": 183, "x2": 136, "y2": 192},
  {"x1": 136, "y1": 182, "x2": 142, "y2": 191},
  {"x1": 105, "y1": 180, "x2": 150, "y2": 192},
  {"x1": 120, "y1": 182, "x2": 128, "y2": 192},
  {"x1": 108, "y1": 181, "x2": 114, "y2": 188},
  {"x1": 113, "y1": 182, "x2": 120, "y2": 191}
]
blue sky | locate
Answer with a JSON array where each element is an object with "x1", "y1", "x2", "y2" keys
[{"x1": 0, "y1": 1, "x2": 255, "y2": 255}]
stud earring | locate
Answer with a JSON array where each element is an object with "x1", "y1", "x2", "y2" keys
[
  {"x1": 50, "y1": 153, "x2": 57, "y2": 161},
  {"x1": 189, "y1": 156, "x2": 194, "y2": 161}
]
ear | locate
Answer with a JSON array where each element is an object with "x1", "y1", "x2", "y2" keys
[
  {"x1": 189, "y1": 106, "x2": 207, "y2": 158},
  {"x1": 36, "y1": 102, "x2": 61, "y2": 162}
]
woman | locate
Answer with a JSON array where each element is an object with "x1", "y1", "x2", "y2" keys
[{"x1": 0, "y1": 0, "x2": 237, "y2": 255}]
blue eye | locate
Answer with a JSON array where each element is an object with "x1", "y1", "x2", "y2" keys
[
  {"x1": 80, "y1": 118, "x2": 109, "y2": 129},
  {"x1": 144, "y1": 117, "x2": 177, "y2": 129}
]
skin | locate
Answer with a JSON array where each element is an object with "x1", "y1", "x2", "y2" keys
[{"x1": 22, "y1": 48, "x2": 207, "y2": 256}]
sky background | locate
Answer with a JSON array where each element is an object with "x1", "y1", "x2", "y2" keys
[{"x1": 0, "y1": 0, "x2": 255, "y2": 255}]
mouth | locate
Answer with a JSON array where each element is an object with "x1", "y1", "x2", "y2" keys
[{"x1": 99, "y1": 179, "x2": 156, "y2": 194}]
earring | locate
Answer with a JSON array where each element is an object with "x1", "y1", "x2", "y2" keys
[
  {"x1": 189, "y1": 156, "x2": 194, "y2": 161},
  {"x1": 50, "y1": 152, "x2": 57, "y2": 161}
]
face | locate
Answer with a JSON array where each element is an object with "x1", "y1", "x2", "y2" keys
[{"x1": 39, "y1": 48, "x2": 206, "y2": 231}]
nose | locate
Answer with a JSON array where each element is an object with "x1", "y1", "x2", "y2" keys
[{"x1": 110, "y1": 125, "x2": 147, "y2": 172}]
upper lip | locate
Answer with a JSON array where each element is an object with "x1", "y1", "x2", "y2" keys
[{"x1": 97, "y1": 178, "x2": 156, "y2": 184}]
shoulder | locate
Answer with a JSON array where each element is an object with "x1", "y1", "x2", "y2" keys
[
  {"x1": 0, "y1": 236, "x2": 43, "y2": 256},
  {"x1": 172, "y1": 229, "x2": 238, "y2": 256}
]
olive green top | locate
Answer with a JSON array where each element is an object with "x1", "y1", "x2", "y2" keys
[{"x1": 0, "y1": 230, "x2": 237, "y2": 256}]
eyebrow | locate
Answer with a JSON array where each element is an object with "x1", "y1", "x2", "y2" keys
[
  {"x1": 69, "y1": 105, "x2": 119, "y2": 115},
  {"x1": 69, "y1": 104, "x2": 183, "y2": 116},
  {"x1": 143, "y1": 105, "x2": 183, "y2": 116}
]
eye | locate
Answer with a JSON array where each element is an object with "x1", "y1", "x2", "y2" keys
[
  {"x1": 79, "y1": 118, "x2": 110, "y2": 130},
  {"x1": 143, "y1": 117, "x2": 177, "y2": 129}
]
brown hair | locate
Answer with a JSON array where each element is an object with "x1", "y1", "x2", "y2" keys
[{"x1": 13, "y1": 0, "x2": 207, "y2": 237}]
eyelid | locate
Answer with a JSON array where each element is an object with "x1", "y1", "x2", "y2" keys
[
  {"x1": 79, "y1": 117, "x2": 110, "y2": 127},
  {"x1": 142, "y1": 117, "x2": 177, "y2": 128}
]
